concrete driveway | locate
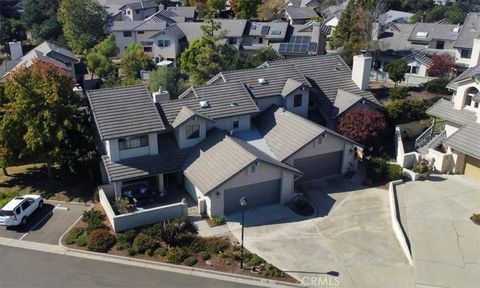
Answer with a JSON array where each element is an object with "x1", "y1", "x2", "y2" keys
[
  {"x1": 396, "y1": 175, "x2": 480, "y2": 288},
  {"x1": 227, "y1": 177, "x2": 415, "y2": 288}
]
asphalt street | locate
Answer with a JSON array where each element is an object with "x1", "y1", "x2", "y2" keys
[{"x1": 0, "y1": 245, "x2": 258, "y2": 288}]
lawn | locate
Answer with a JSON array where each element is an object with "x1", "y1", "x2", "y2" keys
[{"x1": 0, "y1": 163, "x2": 95, "y2": 202}]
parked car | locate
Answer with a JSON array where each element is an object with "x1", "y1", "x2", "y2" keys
[{"x1": 0, "y1": 195, "x2": 44, "y2": 226}]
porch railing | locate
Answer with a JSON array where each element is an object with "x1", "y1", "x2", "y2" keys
[{"x1": 415, "y1": 121, "x2": 446, "y2": 154}]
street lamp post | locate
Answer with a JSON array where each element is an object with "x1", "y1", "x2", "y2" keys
[{"x1": 239, "y1": 197, "x2": 247, "y2": 270}]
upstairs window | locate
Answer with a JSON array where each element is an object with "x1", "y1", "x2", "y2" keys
[
  {"x1": 186, "y1": 124, "x2": 200, "y2": 139},
  {"x1": 293, "y1": 94, "x2": 302, "y2": 107},
  {"x1": 137, "y1": 31, "x2": 144, "y2": 34},
  {"x1": 232, "y1": 117, "x2": 239, "y2": 129},
  {"x1": 435, "y1": 41, "x2": 445, "y2": 50},
  {"x1": 119, "y1": 135, "x2": 148, "y2": 150},
  {"x1": 228, "y1": 37, "x2": 237, "y2": 45},
  {"x1": 123, "y1": 31, "x2": 132, "y2": 37},
  {"x1": 461, "y1": 49, "x2": 472, "y2": 59},
  {"x1": 143, "y1": 47, "x2": 152, "y2": 52},
  {"x1": 157, "y1": 40, "x2": 171, "y2": 48}
]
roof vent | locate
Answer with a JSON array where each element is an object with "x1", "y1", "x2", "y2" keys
[
  {"x1": 199, "y1": 100, "x2": 210, "y2": 108},
  {"x1": 230, "y1": 102, "x2": 238, "y2": 107},
  {"x1": 453, "y1": 25, "x2": 460, "y2": 33},
  {"x1": 258, "y1": 78, "x2": 268, "y2": 85}
]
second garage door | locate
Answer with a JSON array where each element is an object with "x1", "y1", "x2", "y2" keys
[
  {"x1": 294, "y1": 151, "x2": 343, "y2": 182},
  {"x1": 224, "y1": 179, "x2": 281, "y2": 214},
  {"x1": 464, "y1": 155, "x2": 480, "y2": 181}
]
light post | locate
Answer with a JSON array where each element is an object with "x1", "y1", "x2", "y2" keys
[{"x1": 239, "y1": 197, "x2": 247, "y2": 270}]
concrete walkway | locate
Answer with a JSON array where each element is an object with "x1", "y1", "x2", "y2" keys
[
  {"x1": 227, "y1": 178, "x2": 415, "y2": 288},
  {"x1": 396, "y1": 175, "x2": 480, "y2": 288}
]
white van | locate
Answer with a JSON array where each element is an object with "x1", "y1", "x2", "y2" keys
[{"x1": 0, "y1": 195, "x2": 44, "y2": 226}]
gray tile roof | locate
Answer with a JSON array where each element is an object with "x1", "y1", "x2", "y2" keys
[
  {"x1": 158, "y1": 82, "x2": 259, "y2": 126},
  {"x1": 172, "y1": 106, "x2": 213, "y2": 128},
  {"x1": 377, "y1": 23, "x2": 425, "y2": 52},
  {"x1": 406, "y1": 50, "x2": 433, "y2": 67},
  {"x1": 162, "y1": 24, "x2": 186, "y2": 39},
  {"x1": 87, "y1": 84, "x2": 165, "y2": 140},
  {"x1": 0, "y1": 60, "x2": 20, "y2": 78},
  {"x1": 41, "y1": 41, "x2": 76, "y2": 60},
  {"x1": 408, "y1": 22, "x2": 460, "y2": 42},
  {"x1": 248, "y1": 22, "x2": 289, "y2": 39},
  {"x1": 378, "y1": 10, "x2": 414, "y2": 26},
  {"x1": 166, "y1": 6, "x2": 196, "y2": 19},
  {"x1": 102, "y1": 133, "x2": 190, "y2": 181},
  {"x1": 281, "y1": 78, "x2": 304, "y2": 97},
  {"x1": 426, "y1": 99, "x2": 477, "y2": 126},
  {"x1": 445, "y1": 122, "x2": 480, "y2": 159},
  {"x1": 333, "y1": 89, "x2": 362, "y2": 116},
  {"x1": 133, "y1": 18, "x2": 167, "y2": 31},
  {"x1": 120, "y1": 1, "x2": 158, "y2": 10},
  {"x1": 253, "y1": 105, "x2": 358, "y2": 161},
  {"x1": 183, "y1": 129, "x2": 301, "y2": 194},
  {"x1": 454, "y1": 12, "x2": 480, "y2": 49},
  {"x1": 176, "y1": 20, "x2": 247, "y2": 42},
  {"x1": 447, "y1": 64, "x2": 480, "y2": 90},
  {"x1": 285, "y1": 7, "x2": 319, "y2": 20},
  {"x1": 112, "y1": 20, "x2": 144, "y2": 31}
]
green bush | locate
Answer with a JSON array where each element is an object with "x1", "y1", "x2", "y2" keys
[
  {"x1": 0, "y1": 191, "x2": 20, "y2": 208},
  {"x1": 204, "y1": 237, "x2": 230, "y2": 254},
  {"x1": 65, "y1": 227, "x2": 84, "y2": 245},
  {"x1": 184, "y1": 256, "x2": 198, "y2": 266},
  {"x1": 389, "y1": 87, "x2": 408, "y2": 100},
  {"x1": 413, "y1": 159, "x2": 430, "y2": 173},
  {"x1": 82, "y1": 209, "x2": 105, "y2": 231},
  {"x1": 388, "y1": 164, "x2": 404, "y2": 181},
  {"x1": 173, "y1": 216, "x2": 198, "y2": 234},
  {"x1": 132, "y1": 233, "x2": 159, "y2": 254},
  {"x1": 127, "y1": 247, "x2": 136, "y2": 256},
  {"x1": 87, "y1": 229, "x2": 115, "y2": 252},
  {"x1": 220, "y1": 250, "x2": 241, "y2": 261},
  {"x1": 114, "y1": 199, "x2": 132, "y2": 215},
  {"x1": 425, "y1": 78, "x2": 450, "y2": 95},
  {"x1": 116, "y1": 230, "x2": 136, "y2": 250},
  {"x1": 264, "y1": 264, "x2": 284, "y2": 277},
  {"x1": 188, "y1": 236, "x2": 208, "y2": 253},
  {"x1": 245, "y1": 253, "x2": 263, "y2": 267},
  {"x1": 211, "y1": 216, "x2": 226, "y2": 226},
  {"x1": 145, "y1": 249, "x2": 154, "y2": 256},
  {"x1": 200, "y1": 250, "x2": 210, "y2": 261},
  {"x1": 164, "y1": 247, "x2": 190, "y2": 264},
  {"x1": 470, "y1": 213, "x2": 480, "y2": 225},
  {"x1": 142, "y1": 223, "x2": 162, "y2": 238},
  {"x1": 154, "y1": 247, "x2": 167, "y2": 257},
  {"x1": 76, "y1": 233, "x2": 88, "y2": 247},
  {"x1": 367, "y1": 157, "x2": 388, "y2": 183},
  {"x1": 385, "y1": 98, "x2": 441, "y2": 124},
  {"x1": 160, "y1": 217, "x2": 198, "y2": 246}
]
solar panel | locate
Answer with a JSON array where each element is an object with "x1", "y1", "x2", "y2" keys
[{"x1": 261, "y1": 26, "x2": 270, "y2": 36}]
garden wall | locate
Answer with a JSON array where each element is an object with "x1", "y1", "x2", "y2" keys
[
  {"x1": 427, "y1": 148, "x2": 453, "y2": 173},
  {"x1": 395, "y1": 126, "x2": 420, "y2": 169},
  {"x1": 389, "y1": 180, "x2": 413, "y2": 266},
  {"x1": 98, "y1": 187, "x2": 188, "y2": 232}
]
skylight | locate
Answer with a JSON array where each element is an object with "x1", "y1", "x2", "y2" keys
[{"x1": 416, "y1": 32, "x2": 429, "y2": 38}]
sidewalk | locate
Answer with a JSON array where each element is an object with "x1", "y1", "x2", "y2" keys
[{"x1": 0, "y1": 236, "x2": 302, "y2": 288}]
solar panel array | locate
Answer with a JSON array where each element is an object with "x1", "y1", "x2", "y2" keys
[
  {"x1": 278, "y1": 36, "x2": 317, "y2": 55},
  {"x1": 261, "y1": 26, "x2": 271, "y2": 36}
]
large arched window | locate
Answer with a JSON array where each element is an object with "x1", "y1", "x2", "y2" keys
[{"x1": 465, "y1": 87, "x2": 479, "y2": 109}]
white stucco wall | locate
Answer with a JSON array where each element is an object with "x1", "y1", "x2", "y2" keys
[
  {"x1": 174, "y1": 117, "x2": 207, "y2": 149},
  {"x1": 151, "y1": 33, "x2": 180, "y2": 61},
  {"x1": 450, "y1": 148, "x2": 466, "y2": 174},
  {"x1": 453, "y1": 81, "x2": 480, "y2": 110},
  {"x1": 284, "y1": 88, "x2": 309, "y2": 118},
  {"x1": 444, "y1": 121, "x2": 462, "y2": 138},
  {"x1": 106, "y1": 139, "x2": 120, "y2": 161}
]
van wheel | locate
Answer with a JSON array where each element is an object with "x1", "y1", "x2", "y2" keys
[
  {"x1": 38, "y1": 201, "x2": 44, "y2": 209},
  {"x1": 21, "y1": 217, "x2": 27, "y2": 226}
]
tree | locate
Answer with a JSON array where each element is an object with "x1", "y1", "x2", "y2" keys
[
  {"x1": 236, "y1": 0, "x2": 260, "y2": 19},
  {"x1": 0, "y1": 16, "x2": 26, "y2": 45},
  {"x1": 207, "y1": 0, "x2": 225, "y2": 13},
  {"x1": 22, "y1": 0, "x2": 62, "y2": 43},
  {"x1": 0, "y1": 60, "x2": 95, "y2": 179},
  {"x1": 92, "y1": 35, "x2": 119, "y2": 58},
  {"x1": 58, "y1": 0, "x2": 105, "y2": 53},
  {"x1": 0, "y1": 0, "x2": 21, "y2": 18},
  {"x1": 120, "y1": 43, "x2": 151, "y2": 81},
  {"x1": 386, "y1": 59, "x2": 407, "y2": 86},
  {"x1": 148, "y1": 66, "x2": 186, "y2": 98},
  {"x1": 428, "y1": 53, "x2": 457, "y2": 78},
  {"x1": 336, "y1": 108, "x2": 388, "y2": 147},
  {"x1": 86, "y1": 53, "x2": 116, "y2": 79},
  {"x1": 246, "y1": 47, "x2": 280, "y2": 67},
  {"x1": 257, "y1": 0, "x2": 285, "y2": 21}
]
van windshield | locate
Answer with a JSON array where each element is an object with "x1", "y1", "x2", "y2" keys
[{"x1": 0, "y1": 210, "x2": 14, "y2": 216}]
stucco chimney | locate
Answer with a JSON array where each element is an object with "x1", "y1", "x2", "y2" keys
[
  {"x1": 152, "y1": 87, "x2": 170, "y2": 103},
  {"x1": 470, "y1": 38, "x2": 480, "y2": 68},
  {"x1": 8, "y1": 41, "x2": 23, "y2": 61},
  {"x1": 352, "y1": 50, "x2": 372, "y2": 90}
]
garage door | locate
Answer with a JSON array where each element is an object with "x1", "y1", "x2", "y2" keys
[
  {"x1": 464, "y1": 155, "x2": 480, "y2": 181},
  {"x1": 294, "y1": 151, "x2": 343, "y2": 182},
  {"x1": 224, "y1": 180, "x2": 281, "y2": 214}
]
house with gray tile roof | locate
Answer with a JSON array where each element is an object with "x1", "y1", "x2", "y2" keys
[
  {"x1": 89, "y1": 54, "x2": 371, "y2": 228},
  {"x1": 285, "y1": 6, "x2": 319, "y2": 25}
]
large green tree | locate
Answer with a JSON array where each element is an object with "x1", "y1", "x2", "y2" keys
[
  {"x1": 58, "y1": 0, "x2": 105, "y2": 53},
  {"x1": 148, "y1": 66, "x2": 186, "y2": 98},
  {"x1": 120, "y1": 43, "x2": 151, "y2": 82},
  {"x1": 386, "y1": 59, "x2": 407, "y2": 86},
  {"x1": 236, "y1": 0, "x2": 260, "y2": 19},
  {"x1": 23, "y1": 0, "x2": 62, "y2": 43},
  {"x1": 0, "y1": 16, "x2": 26, "y2": 45},
  {"x1": 0, "y1": 60, "x2": 96, "y2": 178}
]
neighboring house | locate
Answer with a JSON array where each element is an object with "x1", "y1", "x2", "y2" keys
[
  {"x1": 408, "y1": 22, "x2": 460, "y2": 51},
  {"x1": 88, "y1": 54, "x2": 378, "y2": 228},
  {"x1": 285, "y1": 6, "x2": 320, "y2": 25},
  {"x1": 0, "y1": 41, "x2": 77, "y2": 80},
  {"x1": 117, "y1": 1, "x2": 159, "y2": 21},
  {"x1": 416, "y1": 38, "x2": 480, "y2": 181},
  {"x1": 378, "y1": 10, "x2": 414, "y2": 27},
  {"x1": 320, "y1": 0, "x2": 348, "y2": 28},
  {"x1": 453, "y1": 12, "x2": 480, "y2": 67},
  {"x1": 287, "y1": 0, "x2": 322, "y2": 8}
]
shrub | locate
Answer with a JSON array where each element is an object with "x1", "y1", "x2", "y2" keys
[
  {"x1": 132, "y1": 233, "x2": 159, "y2": 254},
  {"x1": 336, "y1": 108, "x2": 388, "y2": 147},
  {"x1": 220, "y1": 250, "x2": 241, "y2": 261},
  {"x1": 145, "y1": 249, "x2": 154, "y2": 256},
  {"x1": 87, "y1": 229, "x2": 115, "y2": 252},
  {"x1": 204, "y1": 237, "x2": 230, "y2": 254},
  {"x1": 184, "y1": 256, "x2": 198, "y2": 266},
  {"x1": 413, "y1": 159, "x2": 430, "y2": 174},
  {"x1": 470, "y1": 213, "x2": 480, "y2": 225},
  {"x1": 155, "y1": 247, "x2": 167, "y2": 257},
  {"x1": 164, "y1": 247, "x2": 190, "y2": 264},
  {"x1": 82, "y1": 209, "x2": 105, "y2": 231},
  {"x1": 160, "y1": 217, "x2": 198, "y2": 246},
  {"x1": 65, "y1": 227, "x2": 84, "y2": 245},
  {"x1": 211, "y1": 216, "x2": 226, "y2": 226},
  {"x1": 76, "y1": 233, "x2": 88, "y2": 247},
  {"x1": 116, "y1": 229, "x2": 136, "y2": 250},
  {"x1": 388, "y1": 164, "x2": 404, "y2": 181},
  {"x1": 425, "y1": 78, "x2": 450, "y2": 95},
  {"x1": 389, "y1": 87, "x2": 408, "y2": 100},
  {"x1": 127, "y1": 247, "x2": 136, "y2": 256},
  {"x1": 200, "y1": 250, "x2": 210, "y2": 261},
  {"x1": 386, "y1": 98, "x2": 441, "y2": 124},
  {"x1": 114, "y1": 199, "x2": 132, "y2": 215},
  {"x1": 367, "y1": 157, "x2": 388, "y2": 183},
  {"x1": 245, "y1": 253, "x2": 263, "y2": 267},
  {"x1": 0, "y1": 191, "x2": 20, "y2": 208},
  {"x1": 173, "y1": 216, "x2": 198, "y2": 234},
  {"x1": 142, "y1": 223, "x2": 162, "y2": 238},
  {"x1": 264, "y1": 264, "x2": 284, "y2": 277},
  {"x1": 188, "y1": 236, "x2": 208, "y2": 253}
]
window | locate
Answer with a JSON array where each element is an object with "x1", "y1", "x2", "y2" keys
[
  {"x1": 317, "y1": 136, "x2": 323, "y2": 145},
  {"x1": 293, "y1": 94, "x2": 302, "y2": 107},
  {"x1": 228, "y1": 37, "x2": 237, "y2": 45},
  {"x1": 251, "y1": 164, "x2": 256, "y2": 173},
  {"x1": 123, "y1": 31, "x2": 132, "y2": 37},
  {"x1": 143, "y1": 47, "x2": 152, "y2": 52},
  {"x1": 127, "y1": 10, "x2": 131, "y2": 15},
  {"x1": 407, "y1": 65, "x2": 419, "y2": 74},
  {"x1": 119, "y1": 135, "x2": 149, "y2": 150},
  {"x1": 232, "y1": 117, "x2": 239, "y2": 129},
  {"x1": 186, "y1": 124, "x2": 200, "y2": 139},
  {"x1": 21, "y1": 199, "x2": 32, "y2": 210},
  {"x1": 137, "y1": 31, "x2": 144, "y2": 34},
  {"x1": 258, "y1": 38, "x2": 263, "y2": 44},
  {"x1": 135, "y1": 10, "x2": 140, "y2": 14},
  {"x1": 436, "y1": 41, "x2": 445, "y2": 50},
  {"x1": 157, "y1": 40, "x2": 171, "y2": 48},
  {"x1": 461, "y1": 49, "x2": 472, "y2": 59},
  {"x1": 15, "y1": 207, "x2": 21, "y2": 214},
  {"x1": 465, "y1": 94, "x2": 473, "y2": 106}
]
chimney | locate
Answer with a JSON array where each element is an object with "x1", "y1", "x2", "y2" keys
[
  {"x1": 470, "y1": 38, "x2": 480, "y2": 68},
  {"x1": 152, "y1": 87, "x2": 170, "y2": 103},
  {"x1": 8, "y1": 41, "x2": 23, "y2": 61},
  {"x1": 352, "y1": 50, "x2": 373, "y2": 90},
  {"x1": 372, "y1": 22, "x2": 381, "y2": 41}
]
